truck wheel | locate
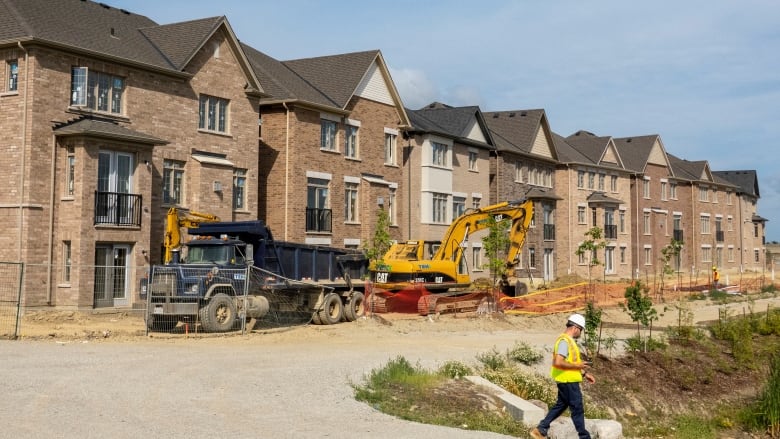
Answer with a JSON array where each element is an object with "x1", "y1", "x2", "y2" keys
[
  {"x1": 311, "y1": 311, "x2": 322, "y2": 325},
  {"x1": 199, "y1": 293, "x2": 237, "y2": 332},
  {"x1": 343, "y1": 291, "x2": 365, "y2": 322},
  {"x1": 316, "y1": 293, "x2": 343, "y2": 325}
]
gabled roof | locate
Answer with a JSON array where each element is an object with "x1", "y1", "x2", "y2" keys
[
  {"x1": 406, "y1": 103, "x2": 494, "y2": 148},
  {"x1": 551, "y1": 132, "x2": 593, "y2": 164},
  {"x1": 1, "y1": 0, "x2": 262, "y2": 90},
  {"x1": 612, "y1": 134, "x2": 673, "y2": 175},
  {"x1": 53, "y1": 116, "x2": 166, "y2": 145},
  {"x1": 713, "y1": 170, "x2": 761, "y2": 198},
  {"x1": 482, "y1": 109, "x2": 556, "y2": 160},
  {"x1": 666, "y1": 154, "x2": 701, "y2": 181},
  {"x1": 139, "y1": 16, "x2": 224, "y2": 71},
  {"x1": 564, "y1": 131, "x2": 615, "y2": 164}
]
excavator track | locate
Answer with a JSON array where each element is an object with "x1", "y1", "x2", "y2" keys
[{"x1": 417, "y1": 291, "x2": 493, "y2": 316}]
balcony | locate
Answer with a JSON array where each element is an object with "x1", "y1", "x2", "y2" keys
[
  {"x1": 306, "y1": 207, "x2": 332, "y2": 233},
  {"x1": 604, "y1": 224, "x2": 617, "y2": 240},
  {"x1": 716, "y1": 230, "x2": 724, "y2": 242},
  {"x1": 543, "y1": 224, "x2": 555, "y2": 241},
  {"x1": 673, "y1": 229, "x2": 684, "y2": 242},
  {"x1": 94, "y1": 191, "x2": 142, "y2": 226}
]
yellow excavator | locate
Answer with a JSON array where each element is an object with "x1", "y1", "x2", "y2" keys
[
  {"x1": 163, "y1": 207, "x2": 220, "y2": 264},
  {"x1": 369, "y1": 199, "x2": 534, "y2": 291}
]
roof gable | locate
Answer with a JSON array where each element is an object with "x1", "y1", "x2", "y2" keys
[
  {"x1": 483, "y1": 109, "x2": 556, "y2": 160},
  {"x1": 713, "y1": 170, "x2": 760, "y2": 198},
  {"x1": 613, "y1": 134, "x2": 672, "y2": 175},
  {"x1": 407, "y1": 104, "x2": 492, "y2": 147},
  {"x1": 140, "y1": 16, "x2": 223, "y2": 71}
]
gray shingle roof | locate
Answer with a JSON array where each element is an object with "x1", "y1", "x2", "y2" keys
[
  {"x1": 564, "y1": 130, "x2": 613, "y2": 164},
  {"x1": 483, "y1": 109, "x2": 546, "y2": 155},
  {"x1": 53, "y1": 116, "x2": 166, "y2": 145},
  {"x1": 406, "y1": 104, "x2": 493, "y2": 147},
  {"x1": 552, "y1": 132, "x2": 596, "y2": 164},
  {"x1": 140, "y1": 16, "x2": 224, "y2": 70},
  {"x1": 713, "y1": 170, "x2": 760, "y2": 198},
  {"x1": 587, "y1": 192, "x2": 624, "y2": 205},
  {"x1": 612, "y1": 135, "x2": 661, "y2": 173},
  {"x1": 242, "y1": 43, "x2": 338, "y2": 107},
  {"x1": 282, "y1": 50, "x2": 380, "y2": 109}
]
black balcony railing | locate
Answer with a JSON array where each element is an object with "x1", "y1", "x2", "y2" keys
[
  {"x1": 94, "y1": 191, "x2": 142, "y2": 226},
  {"x1": 673, "y1": 229, "x2": 684, "y2": 242},
  {"x1": 306, "y1": 207, "x2": 332, "y2": 233},
  {"x1": 543, "y1": 224, "x2": 555, "y2": 241},
  {"x1": 604, "y1": 224, "x2": 617, "y2": 239},
  {"x1": 716, "y1": 230, "x2": 724, "y2": 242}
]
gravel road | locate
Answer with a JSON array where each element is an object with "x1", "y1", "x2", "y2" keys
[{"x1": 2, "y1": 296, "x2": 779, "y2": 439}]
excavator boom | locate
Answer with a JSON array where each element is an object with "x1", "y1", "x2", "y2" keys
[{"x1": 164, "y1": 207, "x2": 220, "y2": 264}]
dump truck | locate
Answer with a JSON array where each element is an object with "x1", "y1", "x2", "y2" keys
[{"x1": 144, "y1": 220, "x2": 368, "y2": 332}]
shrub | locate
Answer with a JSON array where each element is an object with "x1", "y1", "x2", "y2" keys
[
  {"x1": 506, "y1": 341, "x2": 544, "y2": 366},
  {"x1": 438, "y1": 360, "x2": 472, "y2": 379},
  {"x1": 476, "y1": 347, "x2": 507, "y2": 370}
]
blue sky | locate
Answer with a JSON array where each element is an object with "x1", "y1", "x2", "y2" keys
[{"x1": 107, "y1": 0, "x2": 780, "y2": 241}]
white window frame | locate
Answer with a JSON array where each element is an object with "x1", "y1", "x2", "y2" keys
[
  {"x1": 320, "y1": 119, "x2": 338, "y2": 151},
  {"x1": 643, "y1": 212, "x2": 651, "y2": 234},
  {"x1": 577, "y1": 170, "x2": 584, "y2": 188},
  {"x1": 199, "y1": 94, "x2": 229, "y2": 133},
  {"x1": 472, "y1": 246, "x2": 483, "y2": 272},
  {"x1": 699, "y1": 186, "x2": 709, "y2": 202},
  {"x1": 700, "y1": 214, "x2": 711, "y2": 234},
  {"x1": 643, "y1": 178, "x2": 650, "y2": 199},
  {"x1": 62, "y1": 241, "x2": 72, "y2": 283},
  {"x1": 163, "y1": 160, "x2": 185, "y2": 205},
  {"x1": 384, "y1": 128, "x2": 398, "y2": 165},
  {"x1": 7, "y1": 59, "x2": 18, "y2": 92},
  {"x1": 610, "y1": 175, "x2": 618, "y2": 192},
  {"x1": 670, "y1": 182, "x2": 677, "y2": 199},
  {"x1": 452, "y1": 196, "x2": 466, "y2": 220},
  {"x1": 468, "y1": 149, "x2": 478, "y2": 171},
  {"x1": 233, "y1": 169, "x2": 246, "y2": 210},
  {"x1": 432, "y1": 193, "x2": 448, "y2": 224},
  {"x1": 388, "y1": 188, "x2": 397, "y2": 226},
  {"x1": 344, "y1": 182, "x2": 359, "y2": 223},
  {"x1": 66, "y1": 146, "x2": 76, "y2": 197},
  {"x1": 344, "y1": 123, "x2": 359, "y2": 159},
  {"x1": 70, "y1": 67, "x2": 124, "y2": 114},
  {"x1": 432, "y1": 142, "x2": 449, "y2": 167},
  {"x1": 577, "y1": 206, "x2": 586, "y2": 224},
  {"x1": 515, "y1": 161, "x2": 524, "y2": 182}
]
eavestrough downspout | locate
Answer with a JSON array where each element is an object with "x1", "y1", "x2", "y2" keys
[
  {"x1": 282, "y1": 102, "x2": 290, "y2": 241},
  {"x1": 17, "y1": 41, "x2": 28, "y2": 263}
]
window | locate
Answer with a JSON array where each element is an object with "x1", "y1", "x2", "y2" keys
[
  {"x1": 452, "y1": 197, "x2": 465, "y2": 220},
  {"x1": 163, "y1": 160, "x2": 184, "y2": 205},
  {"x1": 320, "y1": 119, "x2": 338, "y2": 151},
  {"x1": 591, "y1": 208, "x2": 597, "y2": 227},
  {"x1": 643, "y1": 179, "x2": 650, "y2": 198},
  {"x1": 472, "y1": 197, "x2": 481, "y2": 209},
  {"x1": 307, "y1": 177, "x2": 331, "y2": 232},
  {"x1": 728, "y1": 247, "x2": 735, "y2": 262},
  {"x1": 727, "y1": 216, "x2": 733, "y2": 231},
  {"x1": 577, "y1": 206, "x2": 586, "y2": 224},
  {"x1": 702, "y1": 246, "x2": 712, "y2": 263},
  {"x1": 643, "y1": 212, "x2": 651, "y2": 234},
  {"x1": 432, "y1": 193, "x2": 447, "y2": 223},
  {"x1": 468, "y1": 150, "x2": 478, "y2": 171},
  {"x1": 670, "y1": 182, "x2": 677, "y2": 199},
  {"x1": 472, "y1": 247, "x2": 482, "y2": 271},
  {"x1": 345, "y1": 124, "x2": 359, "y2": 158},
  {"x1": 588, "y1": 172, "x2": 595, "y2": 189},
  {"x1": 432, "y1": 142, "x2": 448, "y2": 167},
  {"x1": 619, "y1": 210, "x2": 626, "y2": 233},
  {"x1": 577, "y1": 171, "x2": 584, "y2": 188},
  {"x1": 70, "y1": 67, "x2": 124, "y2": 114},
  {"x1": 388, "y1": 189, "x2": 397, "y2": 226},
  {"x1": 644, "y1": 247, "x2": 652, "y2": 265},
  {"x1": 598, "y1": 173, "x2": 605, "y2": 191},
  {"x1": 543, "y1": 169, "x2": 552, "y2": 187},
  {"x1": 755, "y1": 249, "x2": 760, "y2": 263},
  {"x1": 700, "y1": 215, "x2": 711, "y2": 234},
  {"x1": 610, "y1": 175, "x2": 618, "y2": 192},
  {"x1": 620, "y1": 246, "x2": 626, "y2": 264},
  {"x1": 699, "y1": 186, "x2": 709, "y2": 201},
  {"x1": 384, "y1": 131, "x2": 397, "y2": 165},
  {"x1": 345, "y1": 183, "x2": 359, "y2": 223},
  {"x1": 199, "y1": 95, "x2": 228, "y2": 133},
  {"x1": 578, "y1": 249, "x2": 586, "y2": 265},
  {"x1": 529, "y1": 167, "x2": 538, "y2": 186},
  {"x1": 528, "y1": 247, "x2": 536, "y2": 269},
  {"x1": 7, "y1": 60, "x2": 18, "y2": 92},
  {"x1": 726, "y1": 191, "x2": 732, "y2": 205},
  {"x1": 661, "y1": 181, "x2": 667, "y2": 200},
  {"x1": 233, "y1": 169, "x2": 246, "y2": 210},
  {"x1": 62, "y1": 241, "x2": 72, "y2": 283},
  {"x1": 66, "y1": 147, "x2": 75, "y2": 196},
  {"x1": 712, "y1": 190, "x2": 718, "y2": 204},
  {"x1": 515, "y1": 161, "x2": 524, "y2": 182}
]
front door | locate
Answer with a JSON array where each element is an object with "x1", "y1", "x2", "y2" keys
[
  {"x1": 94, "y1": 245, "x2": 130, "y2": 308},
  {"x1": 543, "y1": 248, "x2": 554, "y2": 282},
  {"x1": 605, "y1": 246, "x2": 615, "y2": 274}
]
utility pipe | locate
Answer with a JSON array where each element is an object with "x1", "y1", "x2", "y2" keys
[{"x1": 282, "y1": 102, "x2": 289, "y2": 241}]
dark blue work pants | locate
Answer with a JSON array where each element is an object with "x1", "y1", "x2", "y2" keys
[{"x1": 536, "y1": 381, "x2": 590, "y2": 439}]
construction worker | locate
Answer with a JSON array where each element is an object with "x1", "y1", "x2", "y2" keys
[
  {"x1": 531, "y1": 313, "x2": 595, "y2": 439},
  {"x1": 712, "y1": 266, "x2": 720, "y2": 290}
]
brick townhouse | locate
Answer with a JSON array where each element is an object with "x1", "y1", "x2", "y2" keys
[
  {"x1": 400, "y1": 102, "x2": 494, "y2": 281},
  {"x1": 0, "y1": 0, "x2": 265, "y2": 308},
  {"x1": 242, "y1": 45, "x2": 410, "y2": 248}
]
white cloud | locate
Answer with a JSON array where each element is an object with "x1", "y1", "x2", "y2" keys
[{"x1": 389, "y1": 67, "x2": 439, "y2": 110}]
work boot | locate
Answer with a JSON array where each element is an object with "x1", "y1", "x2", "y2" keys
[{"x1": 529, "y1": 427, "x2": 545, "y2": 439}]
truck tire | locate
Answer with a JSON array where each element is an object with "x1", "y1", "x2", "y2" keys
[
  {"x1": 343, "y1": 291, "x2": 365, "y2": 322},
  {"x1": 199, "y1": 293, "x2": 237, "y2": 332},
  {"x1": 316, "y1": 292, "x2": 343, "y2": 325}
]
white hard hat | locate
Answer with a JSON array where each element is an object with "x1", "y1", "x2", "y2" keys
[{"x1": 568, "y1": 313, "x2": 586, "y2": 330}]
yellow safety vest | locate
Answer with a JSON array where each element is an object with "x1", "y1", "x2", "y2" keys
[{"x1": 550, "y1": 333, "x2": 583, "y2": 383}]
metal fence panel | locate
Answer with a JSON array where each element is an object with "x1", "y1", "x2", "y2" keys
[{"x1": 0, "y1": 262, "x2": 23, "y2": 339}]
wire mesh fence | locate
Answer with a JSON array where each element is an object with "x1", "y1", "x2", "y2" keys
[{"x1": 0, "y1": 262, "x2": 23, "y2": 339}]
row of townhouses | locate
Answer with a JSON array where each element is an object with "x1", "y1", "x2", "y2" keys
[{"x1": 0, "y1": 0, "x2": 767, "y2": 310}]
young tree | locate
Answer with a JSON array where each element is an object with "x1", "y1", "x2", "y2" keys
[
  {"x1": 620, "y1": 280, "x2": 659, "y2": 341},
  {"x1": 658, "y1": 238, "x2": 683, "y2": 301},
  {"x1": 575, "y1": 227, "x2": 607, "y2": 302},
  {"x1": 481, "y1": 214, "x2": 512, "y2": 285},
  {"x1": 364, "y1": 209, "x2": 392, "y2": 265}
]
